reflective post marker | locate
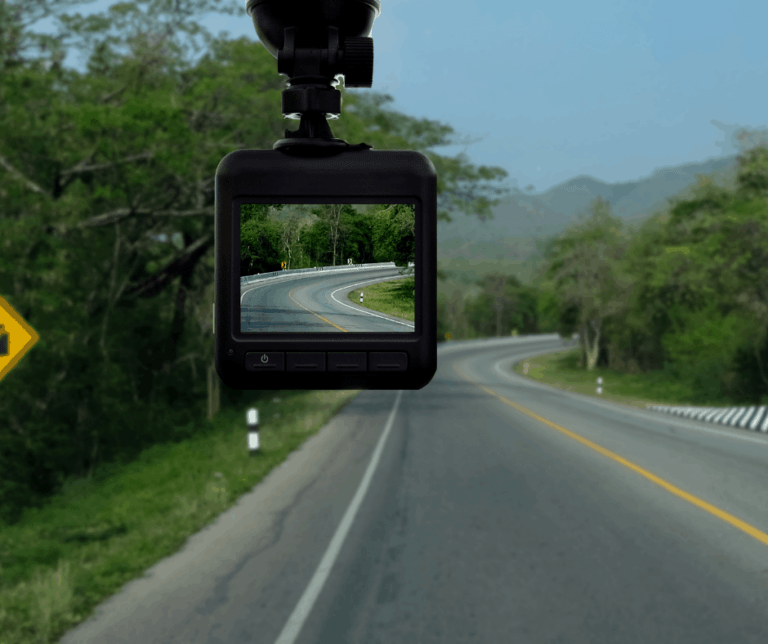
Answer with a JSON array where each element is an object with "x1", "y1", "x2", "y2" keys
[
  {"x1": 360, "y1": 291, "x2": 364, "y2": 304},
  {"x1": 596, "y1": 377, "x2": 603, "y2": 395},
  {"x1": 247, "y1": 408, "x2": 259, "y2": 453}
]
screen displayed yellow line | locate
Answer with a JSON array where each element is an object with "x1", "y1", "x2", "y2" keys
[
  {"x1": 289, "y1": 287, "x2": 348, "y2": 332},
  {"x1": 453, "y1": 361, "x2": 768, "y2": 549}
]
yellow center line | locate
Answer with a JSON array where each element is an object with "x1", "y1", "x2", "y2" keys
[
  {"x1": 289, "y1": 287, "x2": 348, "y2": 332},
  {"x1": 453, "y1": 361, "x2": 768, "y2": 548}
]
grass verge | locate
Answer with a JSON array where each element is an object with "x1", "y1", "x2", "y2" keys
[
  {"x1": 512, "y1": 347, "x2": 702, "y2": 410},
  {"x1": 348, "y1": 275, "x2": 414, "y2": 322},
  {"x1": 0, "y1": 389, "x2": 361, "y2": 644}
]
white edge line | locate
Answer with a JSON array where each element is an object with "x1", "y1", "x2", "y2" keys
[
  {"x1": 486, "y1": 353, "x2": 768, "y2": 446},
  {"x1": 272, "y1": 389, "x2": 403, "y2": 644},
  {"x1": 330, "y1": 276, "x2": 415, "y2": 329}
]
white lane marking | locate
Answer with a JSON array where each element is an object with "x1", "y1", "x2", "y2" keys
[
  {"x1": 330, "y1": 276, "x2": 415, "y2": 329},
  {"x1": 484, "y1": 353, "x2": 768, "y2": 446},
  {"x1": 272, "y1": 390, "x2": 403, "y2": 644}
]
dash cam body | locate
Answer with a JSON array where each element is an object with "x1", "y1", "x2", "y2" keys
[
  {"x1": 214, "y1": 0, "x2": 437, "y2": 390},
  {"x1": 214, "y1": 147, "x2": 437, "y2": 390}
]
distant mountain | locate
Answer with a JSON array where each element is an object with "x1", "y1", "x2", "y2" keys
[
  {"x1": 539, "y1": 155, "x2": 739, "y2": 228},
  {"x1": 437, "y1": 154, "x2": 739, "y2": 287}
]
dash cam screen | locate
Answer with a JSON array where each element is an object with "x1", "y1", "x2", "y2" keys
[{"x1": 239, "y1": 202, "x2": 416, "y2": 334}]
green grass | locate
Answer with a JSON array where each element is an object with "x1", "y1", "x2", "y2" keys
[
  {"x1": 348, "y1": 275, "x2": 415, "y2": 322},
  {"x1": 512, "y1": 347, "x2": 702, "y2": 410},
  {"x1": 0, "y1": 389, "x2": 361, "y2": 644}
]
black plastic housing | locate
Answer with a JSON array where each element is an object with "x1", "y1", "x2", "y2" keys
[{"x1": 214, "y1": 146, "x2": 437, "y2": 390}]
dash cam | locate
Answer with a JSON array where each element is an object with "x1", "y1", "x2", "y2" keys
[{"x1": 214, "y1": 0, "x2": 437, "y2": 390}]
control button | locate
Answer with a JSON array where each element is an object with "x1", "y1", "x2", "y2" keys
[
  {"x1": 287, "y1": 352, "x2": 326, "y2": 372},
  {"x1": 369, "y1": 352, "x2": 408, "y2": 371},
  {"x1": 245, "y1": 352, "x2": 285, "y2": 371},
  {"x1": 327, "y1": 352, "x2": 366, "y2": 372}
]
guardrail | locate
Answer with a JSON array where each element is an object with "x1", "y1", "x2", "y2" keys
[
  {"x1": 240, "y1": 261, "x2": 414, "y2": 286},
  {"x1": 645, "y1": 404, "x2": 768, "y2": 432}
]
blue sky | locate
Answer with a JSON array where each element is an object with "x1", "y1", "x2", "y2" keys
[{"x1": 24, "y1": 0, "x2": 768, "y2": 193}]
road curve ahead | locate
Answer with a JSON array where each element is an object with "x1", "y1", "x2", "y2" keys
[
  {"x1": 59, "y1": 336, "x2": 768, "y2": 644},
  {"x1": 240, "y1": 267, "x2": 413, "y2": 333}
]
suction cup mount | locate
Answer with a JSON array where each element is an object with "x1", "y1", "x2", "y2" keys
[{"x1": 245, "y1": 0, "x2": 381, "y2": 156}]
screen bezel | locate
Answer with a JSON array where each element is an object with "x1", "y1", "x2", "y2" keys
[{"x1": 232, "y1": 196, "x2": 421, "y2": 342}]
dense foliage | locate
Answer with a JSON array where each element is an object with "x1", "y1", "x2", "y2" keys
[
  {"x1": 239, "y1": 203, "x2": 415, "y2": 273},
  {"x1": 0, "y1": 0, "x2": 511, "y2": 526}
]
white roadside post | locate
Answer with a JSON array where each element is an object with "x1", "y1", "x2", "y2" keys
[
  {"x1": 247, "y1": 408, "x2": 259, "y2": 454},
  {"x1": 596, "y1": 377, "x2": 603, "y2": 395},
  {"x1": 360, "y1": 291, "x2": 364, "y2": 304}
]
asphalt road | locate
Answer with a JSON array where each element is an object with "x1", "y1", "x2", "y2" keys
[
  {"x1": 60, "y1": 335, "x2": 768, "y2": 644},
  {"x1": 240, "y1": 267, "x2": 414, "y2": 333}
]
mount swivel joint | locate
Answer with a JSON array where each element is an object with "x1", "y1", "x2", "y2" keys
[{"x1": 244, "y1": 0, "x2": 381, "y2": 156}]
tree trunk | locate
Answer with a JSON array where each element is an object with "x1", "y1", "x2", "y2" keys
[
  {"x1": 585, "y1": 318, "x2": 602, "y2": 371},
  {"x1": 207, "y1": 360, "x2": 220, "y2": 420}
]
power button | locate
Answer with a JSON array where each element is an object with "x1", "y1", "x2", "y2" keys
[{"x1": 245, "y1": 352, "x2": 285, "y2": 371}]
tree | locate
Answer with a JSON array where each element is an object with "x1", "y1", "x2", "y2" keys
[
  {"x1": 542, "y1": 197, "x2": 634, "y2": 370},
  {"x1": 0, "y1": 0, "x2": 519, "y2": 524},
  {"x1": 370, "y1": 204, "x2": 416, "y2": 266},
  {"x1": 338, "y1": 206, "x2": 376, "y2": 265},
  {"x1": 462, "y1": 273, "x2": 539, "y2": 338},
  {"x1": 316, "y1": 204, "x2": 345, "y2": 266},
  {"x1": 0, "y1": 0, "x2": 271, "y2": 521},
  {"x1": 631, "y1": 142, "x2": 768, "y2": 398}
]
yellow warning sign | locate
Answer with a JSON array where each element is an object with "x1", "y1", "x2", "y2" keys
[
  {"x1": 281, "y1": 261, "x2": 287, "y2": 269},
  {"x1": 0, "y1": 296, "x2": 39, "y2": 383}
]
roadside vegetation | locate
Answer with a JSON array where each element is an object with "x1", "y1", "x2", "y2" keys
[
  {"x1": 0, "y1": 389, "x2": 359, "y2": 644},
  {"x1": 240, "y1": 203, "x2": 416, "y2": 274},
  {"x1": 511, "y1": 348, "x2": 700, "y2": 410},
  {"x1": 348, "y1": 276, "x2": 415, "y2": 322}
]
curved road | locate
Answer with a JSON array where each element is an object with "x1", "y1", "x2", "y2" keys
[
  {"x1": 60, "y1": 335, "x2": 768, "y2": 644},
  {"x1": 240, "y1": 267, "x2": 414, "y2": 333}
]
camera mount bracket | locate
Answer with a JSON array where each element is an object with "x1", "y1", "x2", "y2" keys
[{"x1": 245, "y1": 0, "x2": 381, "y2": 156}]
